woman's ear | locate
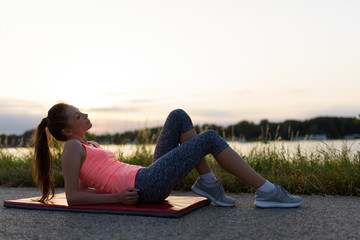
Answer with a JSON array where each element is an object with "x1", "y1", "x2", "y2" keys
[{"x1": 61, "y1": 128, "x2": 73, "y2": 138}]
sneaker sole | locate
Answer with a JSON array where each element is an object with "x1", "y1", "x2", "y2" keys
[
  {"x1": 254, "y1": 200, "x2": 303, "y2": 208},
  {"x1": 191, "y1": 186, "x2": 235, "y2": 207}
]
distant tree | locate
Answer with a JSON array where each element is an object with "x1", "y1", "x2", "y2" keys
[
  {"x1": 354, "y1": 114, "x2": 360, "y2": 124},
  {"x1": 3, "y1": 115, "x2": 360, "y2": 147}
]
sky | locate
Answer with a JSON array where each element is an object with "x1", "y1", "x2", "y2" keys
[{"x1": 0, "y1": 0, "x2": 359, "y2": 135}]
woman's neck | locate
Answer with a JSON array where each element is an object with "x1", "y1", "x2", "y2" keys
[{"x1": 70, "y1": 135, "x2": 88, "y2": 145}]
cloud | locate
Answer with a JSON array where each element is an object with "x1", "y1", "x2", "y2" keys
[
  {"x1": 104, "y1": 89, "x2": 163, "y2": 97},
  {"x1": 190, "y1": 109, "x2": 235, "y2": 119},
  {"x1": 307, "y1": 106, "x2": 360, "y2": 118},
  {"x1": 0, "y1": 98, "x2": 47, "y2": 134},
  {"x1": 0, "y1": 113, "x2": 41, "y2": 135},
  {"x1": 0, "y1": 98, "x2": 45, "y2": 114},
  {"x1": 125, "y1": 98, "x2": 159, "y2": 104},
  {"x1": 87, "y1": 106, "x2": 142, "y2": 113}
]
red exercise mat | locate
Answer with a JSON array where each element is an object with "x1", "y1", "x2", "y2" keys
[{"x1": 3, "y1": 192, "x2": 210, "y2": 218}]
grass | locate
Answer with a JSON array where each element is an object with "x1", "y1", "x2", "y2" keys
[{"x1": 0, "y1": 142, "x2": 359, "y2": 196}]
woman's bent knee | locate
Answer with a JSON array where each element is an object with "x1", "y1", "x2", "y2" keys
[
  {"x1": 167, "y1": 109, "x2": 193, "y2": 133},
  {"x1": 169, "y1": 109, "x2": 187, "y2": 118},
  {"x1": 201, "y1": 129, "x2": 228, "y2": 157},
  {"x1": 202, "y1": 129, "x2": 219, "y2": 138}
]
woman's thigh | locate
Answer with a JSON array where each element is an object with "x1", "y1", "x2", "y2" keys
[
  {"x1": 135, "y1": 130, "x2": 229, "y2": 203},
  {"x1": 153, "y1": 109, "x2": 194, "y2": 162}
]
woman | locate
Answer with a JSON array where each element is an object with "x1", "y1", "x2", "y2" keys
[{"x1": 33, "y1": 103, "x2": 302, "y2": 208}]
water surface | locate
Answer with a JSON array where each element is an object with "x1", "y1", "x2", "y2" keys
[{"x1": 3, "y1": 139, "x2": 359, "y2": 158}]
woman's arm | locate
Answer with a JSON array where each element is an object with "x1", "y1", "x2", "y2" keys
[
  {"x1": 78, "y1": 180, "x2": 104, "y2": 194},
  {"x1": 61, "y1": 139, "x2": 139, "y2": 206}
]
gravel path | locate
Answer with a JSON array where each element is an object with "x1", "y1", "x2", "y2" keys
[{"x1": 1, "y1": 187, "x2": 359, "y2": 240}]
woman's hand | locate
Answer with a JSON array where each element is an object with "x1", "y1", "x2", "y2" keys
[{"x1": 117, "y1": 188, "x2": 140, "y2": 205}]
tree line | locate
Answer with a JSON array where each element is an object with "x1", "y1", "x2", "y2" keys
[{"x1": 1, "y1": 116, "x2": 359, "y2": 147}]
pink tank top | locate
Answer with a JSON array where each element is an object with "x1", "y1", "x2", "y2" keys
[{"x1": 79, "y1": 142, "x2": 144, "y2": 193}]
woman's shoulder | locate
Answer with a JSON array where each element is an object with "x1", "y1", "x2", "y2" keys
[
  {"x1": 62, "y1": 139, "x2": 86, "y2": 162},
  {"x1": 64, "y1": 139, "x2": 82, "y2": 148},
  {"x1": 63, "y1": 139, "x2": 86, "y2": 154}
]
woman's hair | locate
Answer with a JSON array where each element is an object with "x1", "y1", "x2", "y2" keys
[{"x1": 33, "y1": 103, "x2": 70, "y2": 202}]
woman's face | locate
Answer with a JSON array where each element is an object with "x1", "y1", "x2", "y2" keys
[{"x1": 65, "y1": 105, "x2": 92, "y2": 136}]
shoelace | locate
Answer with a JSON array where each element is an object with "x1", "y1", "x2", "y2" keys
[
  {"x1": 276, "y1": 186, "x2": 292, "y2": 200},
  {"x1": 214, "y1": 179, "x2": 225, "y2": 200},
  {"x1": 276, "y1": 187, "x2": 283, "y2": 199}
]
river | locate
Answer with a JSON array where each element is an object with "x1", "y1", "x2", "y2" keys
[
  {"x1": 107, "y1": 139, "x2": 360, "y2": 157},
  {"x1": 2, "y1": 139, "x2": 360, "y2": 158}
]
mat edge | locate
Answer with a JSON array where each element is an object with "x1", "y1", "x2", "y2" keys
[{"x1": 3, "y1": 199, "x2": 210, "y2": 218}]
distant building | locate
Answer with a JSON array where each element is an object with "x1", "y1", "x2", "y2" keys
[
  {"x1": 292, "y1": 134, "x2": 328, "y2": 141},
  {"x1": 309, "y1": 134, "x2": 328, "y2": 140},
  {"x1": 344, "y1": 134, "x2": 360, "y2": 139}
]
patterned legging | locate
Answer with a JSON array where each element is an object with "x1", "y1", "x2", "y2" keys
[{"x1": 134, "y1": 109, "x2": 229, "y2": 203}]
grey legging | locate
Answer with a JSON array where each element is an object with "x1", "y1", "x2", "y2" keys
[{"x1": 134, "y1": 109, "x2": 229, "y2": 203}]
